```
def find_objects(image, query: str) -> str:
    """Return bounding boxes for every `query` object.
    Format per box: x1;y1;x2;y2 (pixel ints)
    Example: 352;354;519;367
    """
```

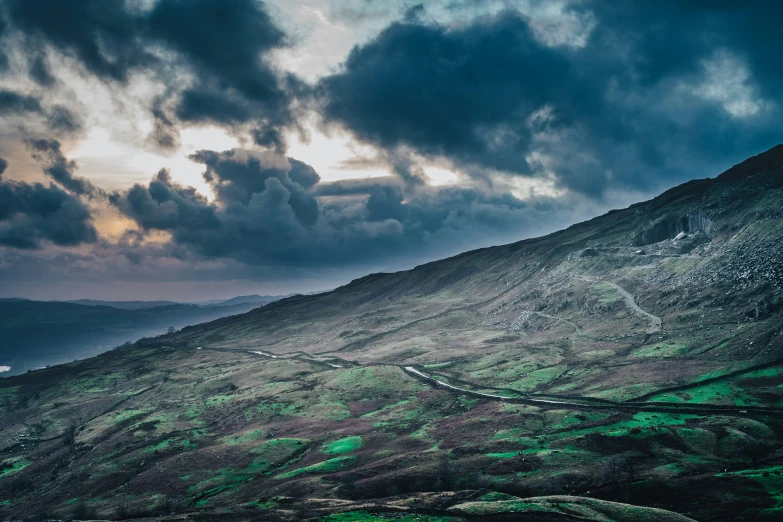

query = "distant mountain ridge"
66;295;290;309
0;295;291;312
0;294;288;375
195;294;290;307
66;299;182;310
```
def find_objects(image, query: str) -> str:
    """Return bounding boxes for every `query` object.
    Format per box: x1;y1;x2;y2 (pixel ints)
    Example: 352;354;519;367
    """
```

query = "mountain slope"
205;294;289;307
1;146;783;521
168;144;783;400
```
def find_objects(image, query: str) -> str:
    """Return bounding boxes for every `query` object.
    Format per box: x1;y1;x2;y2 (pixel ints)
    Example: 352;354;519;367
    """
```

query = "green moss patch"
277;456;356;479
322;436;363;454
322;512;457;521
0;458;30;478
486;451;520;459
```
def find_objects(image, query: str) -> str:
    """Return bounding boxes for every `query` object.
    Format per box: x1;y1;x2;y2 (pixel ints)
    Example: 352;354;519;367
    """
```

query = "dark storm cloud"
5;0;783;285
251;126;287;154
576;0;783;96
318;4;783;197
148;0;293;128
110;168;219;231
287;158;321;188
1;0;299;146
3;0;152;82
111;148;559;269
319;14;565;175
0;89;83;137
0;89;42;114
0;15;8;70
189;149;319;226
312;176;400;197
0;157;98;249
147;103;180;152
45;106;83;137
25;139;102;197
29;53;56;86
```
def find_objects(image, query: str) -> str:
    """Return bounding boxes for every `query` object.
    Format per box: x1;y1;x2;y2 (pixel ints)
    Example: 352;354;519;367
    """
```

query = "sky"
0;0;781;301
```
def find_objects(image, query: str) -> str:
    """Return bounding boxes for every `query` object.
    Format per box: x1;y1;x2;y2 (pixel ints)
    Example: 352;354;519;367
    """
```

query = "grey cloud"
25;138;101;197
312;176;401;197
147;103;180;152
191;149;319;226
0;157;98;249
109;169;219;232
0;89;42;114
111;148;565;270
288;158;321;188
2;0;301;149
317;5;783;198
3;0;152;81
29;53;56;86
0;89;83;137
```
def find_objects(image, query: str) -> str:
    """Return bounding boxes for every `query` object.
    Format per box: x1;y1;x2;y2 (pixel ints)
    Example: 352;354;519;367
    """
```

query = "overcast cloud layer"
0;0;781;300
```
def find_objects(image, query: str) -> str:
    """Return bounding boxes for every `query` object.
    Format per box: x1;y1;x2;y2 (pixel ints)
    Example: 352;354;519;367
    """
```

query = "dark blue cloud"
1;0;299;144
0;157;98;249
0;89;42;114
0;89;83;137
111;148;559;269
318;4;783;198
190;149;320;226
25;139;101;197
110;169;219;232
319;14;578;175
576;0;783;96
148;0;291;127
3;0;152;81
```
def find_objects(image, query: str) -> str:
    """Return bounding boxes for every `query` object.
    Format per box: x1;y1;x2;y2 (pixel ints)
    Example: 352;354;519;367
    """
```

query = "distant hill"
66;299;181;310
0;297;282;376
206;294;289;307
64;296;288;310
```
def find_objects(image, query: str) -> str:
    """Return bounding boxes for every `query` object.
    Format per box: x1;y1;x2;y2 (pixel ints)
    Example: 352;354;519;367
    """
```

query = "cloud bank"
0;0;782;298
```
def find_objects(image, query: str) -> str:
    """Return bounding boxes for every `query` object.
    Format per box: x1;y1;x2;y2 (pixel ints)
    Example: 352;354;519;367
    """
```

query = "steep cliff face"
633;212;714;245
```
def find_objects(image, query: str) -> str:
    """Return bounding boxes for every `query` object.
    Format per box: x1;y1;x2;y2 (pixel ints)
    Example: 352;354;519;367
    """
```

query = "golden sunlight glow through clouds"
70;126;240;199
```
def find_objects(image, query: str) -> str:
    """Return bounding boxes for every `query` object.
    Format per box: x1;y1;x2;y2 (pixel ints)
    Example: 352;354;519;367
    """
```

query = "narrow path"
533;311;584;335
195;344;783;416
581;278;662;334
602;281;662;334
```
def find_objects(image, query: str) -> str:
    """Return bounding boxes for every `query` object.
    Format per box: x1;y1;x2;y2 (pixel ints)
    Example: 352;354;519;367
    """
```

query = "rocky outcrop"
634;212;714;246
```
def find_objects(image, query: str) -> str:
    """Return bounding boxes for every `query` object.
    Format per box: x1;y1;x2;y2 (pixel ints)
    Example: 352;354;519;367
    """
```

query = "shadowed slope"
1;147;783;521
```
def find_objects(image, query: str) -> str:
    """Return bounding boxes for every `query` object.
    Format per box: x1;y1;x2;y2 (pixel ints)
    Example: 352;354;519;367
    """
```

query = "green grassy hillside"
1;147;783;521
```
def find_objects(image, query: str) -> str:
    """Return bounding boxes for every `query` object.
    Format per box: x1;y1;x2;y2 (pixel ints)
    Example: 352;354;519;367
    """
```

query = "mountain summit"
1;148;782;520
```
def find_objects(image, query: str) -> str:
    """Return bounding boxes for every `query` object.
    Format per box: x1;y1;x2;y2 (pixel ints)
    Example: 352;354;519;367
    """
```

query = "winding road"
602;281;662;334
200;279;783;418
581;279;662;334
401;365;783;416
196;345;783;417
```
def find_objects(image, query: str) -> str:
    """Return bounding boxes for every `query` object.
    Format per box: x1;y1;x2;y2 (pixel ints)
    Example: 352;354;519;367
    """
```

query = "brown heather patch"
349;399;381;416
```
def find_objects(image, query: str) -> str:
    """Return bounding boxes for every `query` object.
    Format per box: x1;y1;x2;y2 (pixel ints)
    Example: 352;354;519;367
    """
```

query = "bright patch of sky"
697;50;770;119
